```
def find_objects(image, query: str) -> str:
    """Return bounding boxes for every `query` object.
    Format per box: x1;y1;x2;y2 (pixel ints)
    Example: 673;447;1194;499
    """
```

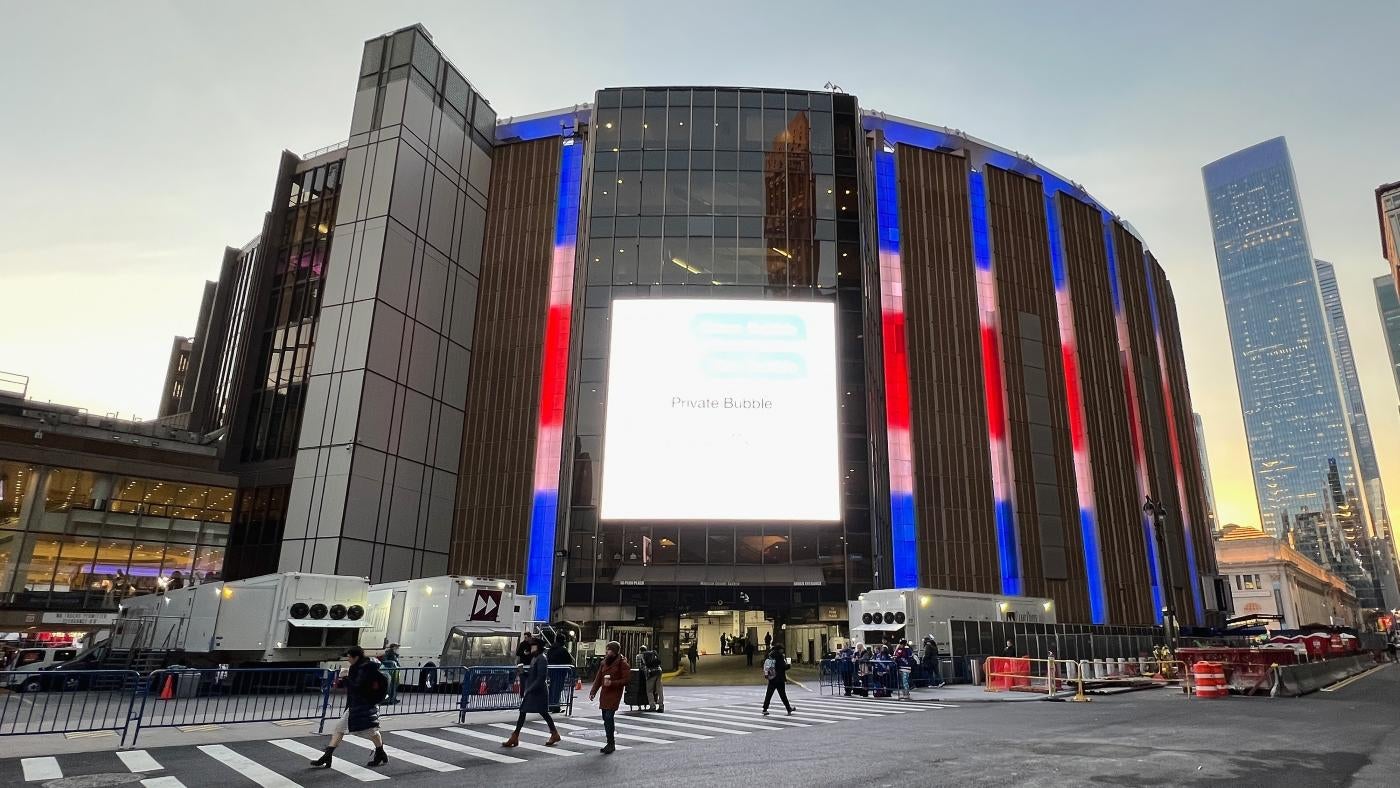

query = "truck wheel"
22;678;43;693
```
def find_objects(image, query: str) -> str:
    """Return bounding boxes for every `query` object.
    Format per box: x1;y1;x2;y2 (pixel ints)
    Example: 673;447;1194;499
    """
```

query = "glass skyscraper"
1315;259;1388;533
1202;138;1362;542
1377;274;1400;408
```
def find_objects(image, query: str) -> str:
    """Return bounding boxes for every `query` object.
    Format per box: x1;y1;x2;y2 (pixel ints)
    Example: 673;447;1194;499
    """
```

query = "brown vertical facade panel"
1157;273;1222;625
985;166;1089;623
1058;195;1154;625
1115;224;1188;623
450;139;561;584
895;145;998;594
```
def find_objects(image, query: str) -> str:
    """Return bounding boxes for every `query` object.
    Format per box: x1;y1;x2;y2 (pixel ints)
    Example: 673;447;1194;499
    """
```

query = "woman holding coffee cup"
588;640;630;754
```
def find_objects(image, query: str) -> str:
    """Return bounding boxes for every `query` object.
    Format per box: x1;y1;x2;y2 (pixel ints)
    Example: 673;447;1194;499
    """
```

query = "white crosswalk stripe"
21;757;61;782
488;721;633;749
548;719;677;744
682;708;811;727
2;692;961;787
197;745;302;788
118;750;164;773
271;739;389;782
446;725;583;755
392;729;528;763
616;713;750;735
339;735;463;771
658;710;786;731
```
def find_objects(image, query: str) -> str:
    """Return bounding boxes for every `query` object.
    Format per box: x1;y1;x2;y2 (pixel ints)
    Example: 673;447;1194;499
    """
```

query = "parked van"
3;646;78;692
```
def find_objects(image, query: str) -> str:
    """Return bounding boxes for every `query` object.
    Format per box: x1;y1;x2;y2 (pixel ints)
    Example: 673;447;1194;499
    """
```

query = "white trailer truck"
108;572;370;668
848;588;1057;648
359;575;537;682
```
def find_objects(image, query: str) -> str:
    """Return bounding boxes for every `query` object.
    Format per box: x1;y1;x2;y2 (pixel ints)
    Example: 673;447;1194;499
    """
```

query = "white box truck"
108;572;370;667
359;575;537;681
848;588;1057;649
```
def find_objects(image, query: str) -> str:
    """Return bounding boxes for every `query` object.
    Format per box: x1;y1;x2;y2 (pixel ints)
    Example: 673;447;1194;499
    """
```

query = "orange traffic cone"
158;673;175;700
511;677;521;694
477;678;488;695
574;678;583;691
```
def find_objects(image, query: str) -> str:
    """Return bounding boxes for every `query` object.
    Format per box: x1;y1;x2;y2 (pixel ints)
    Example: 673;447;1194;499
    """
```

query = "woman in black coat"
501;639;561;747
311;646;388;769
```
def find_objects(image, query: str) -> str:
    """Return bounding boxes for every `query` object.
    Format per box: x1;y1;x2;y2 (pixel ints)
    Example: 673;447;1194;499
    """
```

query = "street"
3;665;1398;787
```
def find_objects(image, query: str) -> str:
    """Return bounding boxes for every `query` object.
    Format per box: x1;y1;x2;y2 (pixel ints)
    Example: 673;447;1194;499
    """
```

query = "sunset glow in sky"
3;1;1399;542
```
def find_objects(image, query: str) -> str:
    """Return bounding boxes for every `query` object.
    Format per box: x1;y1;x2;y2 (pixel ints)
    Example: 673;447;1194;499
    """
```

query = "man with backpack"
640;644;665;712
310;646;389;769
761;643;795;716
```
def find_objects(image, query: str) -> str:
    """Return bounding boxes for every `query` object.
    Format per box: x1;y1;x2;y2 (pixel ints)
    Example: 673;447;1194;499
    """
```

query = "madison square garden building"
135;28;1223;649
456;86;1226;636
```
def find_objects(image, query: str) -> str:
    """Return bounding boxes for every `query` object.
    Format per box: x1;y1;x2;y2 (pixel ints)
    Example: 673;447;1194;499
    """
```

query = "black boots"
600;742;616;754
310;746;334;768
368;746;389;767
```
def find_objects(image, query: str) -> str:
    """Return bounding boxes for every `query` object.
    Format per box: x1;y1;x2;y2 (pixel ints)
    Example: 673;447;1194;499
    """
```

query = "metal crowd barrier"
132;667;332;746
0;662;579;748
0;669;142;742
981;657;1194;701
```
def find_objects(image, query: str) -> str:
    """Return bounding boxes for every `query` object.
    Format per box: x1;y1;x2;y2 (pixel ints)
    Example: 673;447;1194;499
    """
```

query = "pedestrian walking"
640;644;665;711
687;641;698;673
922;634;946;688
589;640;630;755
501;639;561;748
761;644;795;716
896;646;915;700
310;646;389;769
546;635;574;713
380;643;401;704
745;638;756;667
720;633;728;655
764;632;772;651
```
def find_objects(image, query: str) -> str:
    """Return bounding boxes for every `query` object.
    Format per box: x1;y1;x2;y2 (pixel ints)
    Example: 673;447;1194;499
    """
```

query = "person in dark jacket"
311;646;388;769
687;641;698;673
516;631;536;667
501;639;561;748
589;640;631;754
546;637;574;713
761;644;795;716
922;635;946;687
745;638;756;667
380;643;401;704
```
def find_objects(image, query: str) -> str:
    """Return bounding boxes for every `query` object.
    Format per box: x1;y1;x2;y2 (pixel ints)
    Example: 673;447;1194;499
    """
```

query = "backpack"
644;651;662;676
361;666;389;705
763;657;776;680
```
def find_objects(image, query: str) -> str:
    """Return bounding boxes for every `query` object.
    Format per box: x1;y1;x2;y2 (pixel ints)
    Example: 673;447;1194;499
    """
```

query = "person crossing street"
589;640;631;754
310;646;389;769
501;638;562;749
761;643;795;716
640;644;665;712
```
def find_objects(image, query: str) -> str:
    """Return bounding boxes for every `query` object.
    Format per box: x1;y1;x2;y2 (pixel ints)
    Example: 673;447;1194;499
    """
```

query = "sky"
2;1;1399;538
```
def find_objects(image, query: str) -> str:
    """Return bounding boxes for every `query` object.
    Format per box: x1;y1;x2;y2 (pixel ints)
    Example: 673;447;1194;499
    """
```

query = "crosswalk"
7;696;957;786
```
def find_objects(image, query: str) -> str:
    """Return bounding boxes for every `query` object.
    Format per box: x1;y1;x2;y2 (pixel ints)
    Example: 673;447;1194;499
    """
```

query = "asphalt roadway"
4;664;1397;787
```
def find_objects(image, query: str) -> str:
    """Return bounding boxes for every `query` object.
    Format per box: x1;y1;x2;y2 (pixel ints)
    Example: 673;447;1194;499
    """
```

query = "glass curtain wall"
563;87;871;619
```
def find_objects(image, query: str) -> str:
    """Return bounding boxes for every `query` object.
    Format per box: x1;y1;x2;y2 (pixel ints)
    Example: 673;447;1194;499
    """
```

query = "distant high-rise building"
1202;138;1364;545
1315;259;1388;535
1376;274;1400;408
1193;412;1220;536
1378;181;1400;296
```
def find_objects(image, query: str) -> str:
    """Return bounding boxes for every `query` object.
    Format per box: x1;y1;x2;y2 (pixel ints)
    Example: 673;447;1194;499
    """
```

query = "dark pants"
601;709;616;744
688;655;697;672
746;652;754;666
763;679;792;712
512;708;556;734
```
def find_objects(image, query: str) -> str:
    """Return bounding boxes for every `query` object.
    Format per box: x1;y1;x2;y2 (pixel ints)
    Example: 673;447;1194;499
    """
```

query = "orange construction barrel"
1193;660;1227;698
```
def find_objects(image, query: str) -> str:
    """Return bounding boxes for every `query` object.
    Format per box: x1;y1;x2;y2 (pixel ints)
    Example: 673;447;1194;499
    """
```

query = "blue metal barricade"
329;666;467;719
0;669;142;742
130;667;332;746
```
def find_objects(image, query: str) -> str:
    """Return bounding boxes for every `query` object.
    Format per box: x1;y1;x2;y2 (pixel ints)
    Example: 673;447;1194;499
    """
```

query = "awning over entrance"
612;566;825;587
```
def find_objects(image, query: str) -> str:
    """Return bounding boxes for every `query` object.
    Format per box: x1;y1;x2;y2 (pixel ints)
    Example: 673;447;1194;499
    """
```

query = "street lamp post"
1143;496;1178;652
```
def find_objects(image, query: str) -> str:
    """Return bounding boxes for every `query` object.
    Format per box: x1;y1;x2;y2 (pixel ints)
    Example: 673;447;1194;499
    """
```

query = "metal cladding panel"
1058;194;1156;625
984;165;1090;624
894;145;999;595
452;139;563;585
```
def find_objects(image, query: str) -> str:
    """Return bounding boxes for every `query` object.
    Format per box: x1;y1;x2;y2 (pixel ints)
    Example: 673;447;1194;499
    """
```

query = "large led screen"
599;299;841;522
